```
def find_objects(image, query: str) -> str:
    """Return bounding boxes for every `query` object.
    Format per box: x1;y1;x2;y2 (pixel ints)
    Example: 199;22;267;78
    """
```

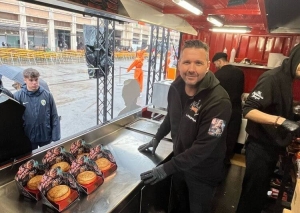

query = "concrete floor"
1;60;150;139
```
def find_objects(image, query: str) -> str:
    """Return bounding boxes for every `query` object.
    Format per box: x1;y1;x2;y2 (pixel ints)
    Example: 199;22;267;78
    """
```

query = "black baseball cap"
212;52;228;62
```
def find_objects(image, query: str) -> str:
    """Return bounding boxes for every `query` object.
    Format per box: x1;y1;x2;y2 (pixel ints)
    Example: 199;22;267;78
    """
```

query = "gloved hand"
138;138;159;155
140;165;167;185
280;120;300;134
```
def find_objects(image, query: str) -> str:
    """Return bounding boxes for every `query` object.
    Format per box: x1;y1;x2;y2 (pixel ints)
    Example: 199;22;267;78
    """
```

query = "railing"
0;48;153;66
0;48;86;65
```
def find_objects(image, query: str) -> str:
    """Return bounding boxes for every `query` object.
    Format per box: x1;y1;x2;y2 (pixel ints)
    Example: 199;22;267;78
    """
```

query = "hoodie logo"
208;118;226;137
41;100;46;106
189;100;201;116
251;91;264;100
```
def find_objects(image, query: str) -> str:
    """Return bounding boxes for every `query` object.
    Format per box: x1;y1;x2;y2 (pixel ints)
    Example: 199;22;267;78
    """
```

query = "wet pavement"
1;60;150;139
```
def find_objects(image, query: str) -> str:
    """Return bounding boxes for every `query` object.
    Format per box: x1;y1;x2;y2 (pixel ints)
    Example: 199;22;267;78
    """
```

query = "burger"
51;162;70;172
47;185;71;202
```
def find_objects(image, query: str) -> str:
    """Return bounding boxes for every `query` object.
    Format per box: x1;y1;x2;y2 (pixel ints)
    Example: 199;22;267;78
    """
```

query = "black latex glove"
281;120;300;134
140;165;167;185
138;138;159;155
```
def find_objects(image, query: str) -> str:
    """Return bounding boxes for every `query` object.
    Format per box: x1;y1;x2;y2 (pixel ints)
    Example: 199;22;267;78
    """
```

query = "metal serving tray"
0;112;173;213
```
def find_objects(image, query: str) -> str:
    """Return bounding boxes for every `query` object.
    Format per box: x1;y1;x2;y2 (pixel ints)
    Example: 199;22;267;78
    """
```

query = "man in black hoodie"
236;43;300;213
212;52;244;163
139;40;232;212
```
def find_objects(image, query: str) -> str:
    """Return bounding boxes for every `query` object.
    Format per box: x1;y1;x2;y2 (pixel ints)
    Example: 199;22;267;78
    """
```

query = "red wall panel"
272;37;284;52
181;31;300;100
238;36;250;61
247;37;258;61
282;37;292;56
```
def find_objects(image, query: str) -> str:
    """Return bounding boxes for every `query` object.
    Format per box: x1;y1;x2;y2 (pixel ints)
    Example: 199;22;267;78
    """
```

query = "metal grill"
95;18;115;124
146;26;170;105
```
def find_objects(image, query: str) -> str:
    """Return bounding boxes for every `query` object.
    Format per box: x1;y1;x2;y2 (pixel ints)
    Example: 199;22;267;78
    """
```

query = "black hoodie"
243;43;300;146
155;71;232;186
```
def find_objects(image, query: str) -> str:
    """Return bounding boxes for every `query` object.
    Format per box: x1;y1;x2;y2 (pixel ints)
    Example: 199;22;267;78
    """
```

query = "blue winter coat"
13;85;61;144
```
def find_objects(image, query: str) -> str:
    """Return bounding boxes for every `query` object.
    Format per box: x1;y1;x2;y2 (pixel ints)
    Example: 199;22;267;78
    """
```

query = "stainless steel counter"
0;113;173;213
126;118;171;140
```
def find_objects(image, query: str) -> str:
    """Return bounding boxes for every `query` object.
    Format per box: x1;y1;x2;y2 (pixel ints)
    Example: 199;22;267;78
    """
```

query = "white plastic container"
229;48;236;63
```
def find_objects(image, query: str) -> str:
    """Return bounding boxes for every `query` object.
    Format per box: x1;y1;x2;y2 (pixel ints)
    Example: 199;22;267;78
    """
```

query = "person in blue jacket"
14;68;60;150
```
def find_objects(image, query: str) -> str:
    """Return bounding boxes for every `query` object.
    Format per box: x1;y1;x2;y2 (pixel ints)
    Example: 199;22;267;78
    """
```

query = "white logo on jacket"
41;100;46;106
251;91;264;100
186;114;196;122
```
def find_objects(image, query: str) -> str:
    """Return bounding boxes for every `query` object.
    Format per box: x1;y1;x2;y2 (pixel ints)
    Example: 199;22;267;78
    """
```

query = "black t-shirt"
214;64;244;107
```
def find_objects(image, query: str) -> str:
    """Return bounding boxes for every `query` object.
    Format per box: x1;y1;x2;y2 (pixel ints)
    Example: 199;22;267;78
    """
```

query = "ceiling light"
172;0;203;15
207;16;223;27
210;26;252;33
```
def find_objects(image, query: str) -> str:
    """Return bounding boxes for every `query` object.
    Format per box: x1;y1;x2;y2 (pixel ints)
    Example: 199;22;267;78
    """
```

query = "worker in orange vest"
127;46;148;93
164;51;171;78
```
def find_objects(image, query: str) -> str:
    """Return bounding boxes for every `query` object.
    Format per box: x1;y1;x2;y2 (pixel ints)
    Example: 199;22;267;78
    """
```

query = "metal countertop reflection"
0;118;173;213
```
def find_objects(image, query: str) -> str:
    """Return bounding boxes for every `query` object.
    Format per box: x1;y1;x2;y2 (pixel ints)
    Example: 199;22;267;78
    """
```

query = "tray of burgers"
88;144;117;178
69;140;117;178
15;159;45;201
69;154;104;194
69;139;92;159
38;167;80;212
42;146;74;173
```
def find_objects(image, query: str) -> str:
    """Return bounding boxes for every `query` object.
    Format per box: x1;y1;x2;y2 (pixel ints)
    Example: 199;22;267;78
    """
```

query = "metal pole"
96;18;100;125
117;66;122;86
43;32;45;51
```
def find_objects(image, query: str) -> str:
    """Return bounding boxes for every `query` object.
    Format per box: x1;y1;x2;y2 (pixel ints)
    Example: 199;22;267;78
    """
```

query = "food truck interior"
0;0;300;212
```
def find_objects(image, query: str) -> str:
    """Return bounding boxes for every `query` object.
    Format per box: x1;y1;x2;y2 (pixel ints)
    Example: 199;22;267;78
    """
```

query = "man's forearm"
245;109;286;125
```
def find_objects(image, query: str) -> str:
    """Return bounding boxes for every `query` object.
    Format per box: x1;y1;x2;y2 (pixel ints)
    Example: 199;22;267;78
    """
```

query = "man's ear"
207;60;211;71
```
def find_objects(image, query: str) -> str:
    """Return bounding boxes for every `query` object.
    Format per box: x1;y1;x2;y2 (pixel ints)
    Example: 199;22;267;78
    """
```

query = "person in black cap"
212;52;244;164
0;78;13;98
236;43;300;213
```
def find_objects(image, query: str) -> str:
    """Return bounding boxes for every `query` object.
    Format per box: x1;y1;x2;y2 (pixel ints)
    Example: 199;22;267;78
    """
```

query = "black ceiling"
265;0;300;33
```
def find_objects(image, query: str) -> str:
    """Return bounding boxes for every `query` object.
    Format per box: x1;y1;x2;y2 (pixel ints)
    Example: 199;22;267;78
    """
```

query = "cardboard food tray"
40;188;79;212
69;155;105;194
101;163;117;178
39;168;80;212
15;159;44;201
42;146;74;171
77;175;104;195
89;144;118;178
15;181;41;201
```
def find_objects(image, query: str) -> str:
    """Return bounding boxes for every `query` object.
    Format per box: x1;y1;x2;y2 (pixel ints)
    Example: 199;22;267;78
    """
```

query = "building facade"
0;0;180;52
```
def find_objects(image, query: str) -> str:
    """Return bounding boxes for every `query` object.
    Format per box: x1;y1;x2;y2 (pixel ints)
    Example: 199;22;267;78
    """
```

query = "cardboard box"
78;175;104;194
15;159;44;201
69;154;105;194
102;163;117;178
39;168;80;212
291;179;300;213
15;181;41;201
41;188;79;212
